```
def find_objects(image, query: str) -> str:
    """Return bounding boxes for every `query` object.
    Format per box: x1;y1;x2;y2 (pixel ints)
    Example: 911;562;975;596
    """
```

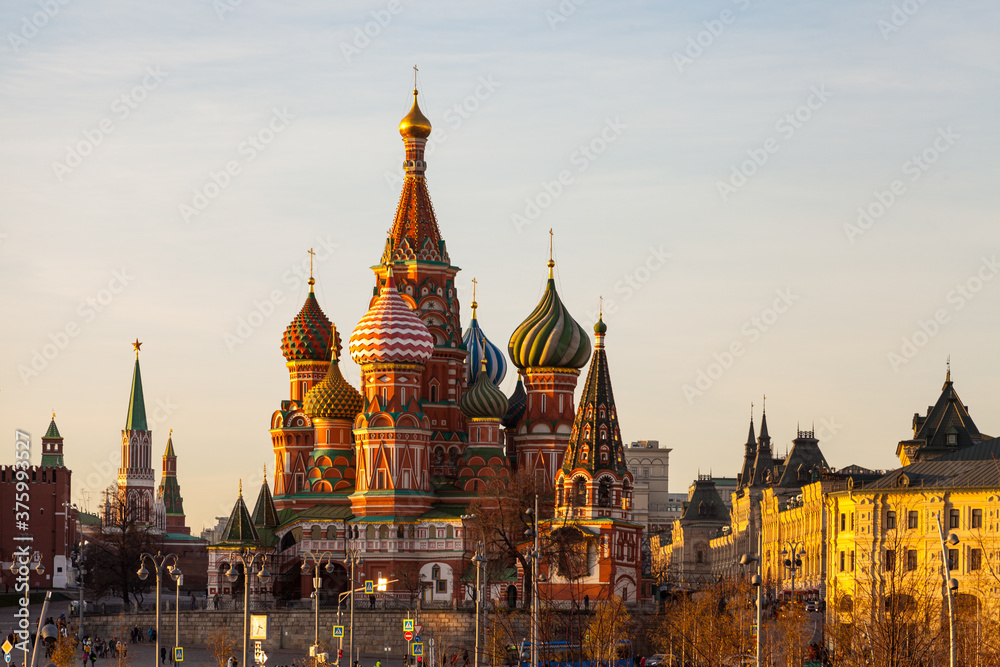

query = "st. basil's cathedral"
207;85;644;607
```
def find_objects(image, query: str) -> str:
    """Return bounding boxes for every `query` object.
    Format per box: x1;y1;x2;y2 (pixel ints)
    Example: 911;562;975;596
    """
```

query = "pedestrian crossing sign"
333;626;344;638
365;580;374;594
403;619;414;632
412;643;423;657
175;648;183;662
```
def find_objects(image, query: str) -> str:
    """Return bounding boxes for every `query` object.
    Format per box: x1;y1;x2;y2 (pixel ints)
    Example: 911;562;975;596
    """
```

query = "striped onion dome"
349;268;434;366
462;299;507;386
460;358;508;420
282;286;338;362
508;260;591;370
501;374;527;429
304;331;363;421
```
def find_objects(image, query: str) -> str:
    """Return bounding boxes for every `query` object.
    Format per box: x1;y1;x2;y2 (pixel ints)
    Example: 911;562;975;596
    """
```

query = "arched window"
429;526;437;539
582;446;589;463
430;384;439;403
586;406;593;418
600;426;607;441
446;525;454;539
310;526;321;540
557;485;564;506
432;565;441;580
599;405;606;419
584;425;591;440
366;525;376;539
379;525;389;539
574;478;587;506
600;446;609;462
598;479;611;507
326;526;336;539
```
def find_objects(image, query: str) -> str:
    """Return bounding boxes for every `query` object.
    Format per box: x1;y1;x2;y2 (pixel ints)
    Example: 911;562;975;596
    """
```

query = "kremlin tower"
157;430;189;534
117;340;155;523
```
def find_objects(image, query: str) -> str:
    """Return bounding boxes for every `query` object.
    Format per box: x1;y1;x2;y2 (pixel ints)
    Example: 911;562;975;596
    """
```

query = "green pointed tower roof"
251;466;280;529
561;317;627;477
44;414;62;439
219;481;260;546
125;340;148;431
164;431;176;457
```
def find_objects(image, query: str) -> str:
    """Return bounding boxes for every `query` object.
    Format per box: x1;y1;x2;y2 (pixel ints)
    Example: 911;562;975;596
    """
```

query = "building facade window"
840;551;845;572
840;514;846;531
850;551;855;571
886;511;896;530
971;549;982;571
907;549;918;571
948;548;959;571
885;549;895;572
950;509;960;529
908;511;919;529
973;509;983;529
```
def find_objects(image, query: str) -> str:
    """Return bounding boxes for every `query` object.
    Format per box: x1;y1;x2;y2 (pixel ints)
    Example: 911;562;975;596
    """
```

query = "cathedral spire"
157;429;189;534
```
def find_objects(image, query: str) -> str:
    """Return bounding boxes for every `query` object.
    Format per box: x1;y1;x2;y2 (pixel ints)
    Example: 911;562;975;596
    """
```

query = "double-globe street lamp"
137;552;181;667
524;498;542;667
780;540;805;604
223;549;270;667
302;550;339;658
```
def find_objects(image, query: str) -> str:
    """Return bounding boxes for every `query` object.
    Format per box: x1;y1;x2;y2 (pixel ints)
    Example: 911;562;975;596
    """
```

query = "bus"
509;640;633;667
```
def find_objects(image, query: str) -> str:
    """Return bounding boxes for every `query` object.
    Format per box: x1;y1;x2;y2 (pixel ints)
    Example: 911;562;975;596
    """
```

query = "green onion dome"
282;287;338;362
303;332;363;421
460;359;509;420
508;260;591;370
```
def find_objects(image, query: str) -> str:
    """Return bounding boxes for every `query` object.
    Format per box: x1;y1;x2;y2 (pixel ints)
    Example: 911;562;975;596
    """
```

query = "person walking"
160;646;167;664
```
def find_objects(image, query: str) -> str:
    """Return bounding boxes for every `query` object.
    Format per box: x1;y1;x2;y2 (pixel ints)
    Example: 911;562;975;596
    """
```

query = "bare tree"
86;485;156;609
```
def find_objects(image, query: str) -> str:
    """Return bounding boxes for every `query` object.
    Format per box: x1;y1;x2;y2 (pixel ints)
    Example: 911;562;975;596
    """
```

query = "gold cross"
549;228;554;261
308;248;316;279
413;64;419;90
599;296;603;318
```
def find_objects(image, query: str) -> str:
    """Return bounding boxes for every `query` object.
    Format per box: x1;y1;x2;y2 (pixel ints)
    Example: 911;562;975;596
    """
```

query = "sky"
2;0;999;533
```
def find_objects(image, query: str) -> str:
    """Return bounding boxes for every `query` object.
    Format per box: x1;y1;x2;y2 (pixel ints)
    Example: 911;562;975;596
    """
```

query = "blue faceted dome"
463;315;507;387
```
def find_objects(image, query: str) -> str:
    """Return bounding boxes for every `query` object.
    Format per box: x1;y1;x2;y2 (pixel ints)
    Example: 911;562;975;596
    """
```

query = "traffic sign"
404;631;413;642
414;636;421;643
415;625;422;636
5;654;11;664
365;581;374;594
412;643;423;657
333;626;344;638
259;652;268;665
1;640;11;655
403;619;414;632
175;648;184;662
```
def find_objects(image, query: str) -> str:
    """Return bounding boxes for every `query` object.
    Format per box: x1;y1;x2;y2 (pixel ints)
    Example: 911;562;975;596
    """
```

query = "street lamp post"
935;513;960;667
343;543;363;667
780;540;804;604
70;540;88;639
137;552;180;667
173;569;183;660
223;549;270;667
460;514;489;667
525;496;540;667
740;529;763;667
302;550;339;657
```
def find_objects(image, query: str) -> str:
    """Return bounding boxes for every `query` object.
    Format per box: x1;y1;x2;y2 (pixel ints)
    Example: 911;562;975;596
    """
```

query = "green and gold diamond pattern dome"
304;326;364;421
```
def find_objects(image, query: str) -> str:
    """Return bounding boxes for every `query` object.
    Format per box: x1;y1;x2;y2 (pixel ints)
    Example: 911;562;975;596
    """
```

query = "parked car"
804;601;818;613
646;655;667;667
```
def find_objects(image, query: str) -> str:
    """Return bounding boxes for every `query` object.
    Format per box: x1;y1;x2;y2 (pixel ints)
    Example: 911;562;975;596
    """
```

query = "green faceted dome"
508;261;591;370
460;360;509;420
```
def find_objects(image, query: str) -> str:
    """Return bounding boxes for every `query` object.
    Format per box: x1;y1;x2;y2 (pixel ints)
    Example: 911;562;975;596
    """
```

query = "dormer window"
582;446;589;463
948;433;957;446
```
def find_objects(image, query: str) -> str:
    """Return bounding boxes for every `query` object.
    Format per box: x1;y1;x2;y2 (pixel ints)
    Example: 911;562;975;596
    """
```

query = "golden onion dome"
399;89;432;139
